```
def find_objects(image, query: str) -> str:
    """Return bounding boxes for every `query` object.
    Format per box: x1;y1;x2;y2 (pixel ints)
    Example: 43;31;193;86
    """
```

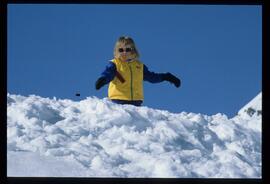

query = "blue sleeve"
143;64;165;83
100;62;116;84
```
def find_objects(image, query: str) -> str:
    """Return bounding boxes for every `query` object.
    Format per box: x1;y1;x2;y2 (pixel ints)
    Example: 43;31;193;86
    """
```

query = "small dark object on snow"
75;93;80;96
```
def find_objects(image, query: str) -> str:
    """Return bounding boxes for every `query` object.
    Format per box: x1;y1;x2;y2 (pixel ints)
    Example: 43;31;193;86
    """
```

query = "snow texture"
7;93;261;178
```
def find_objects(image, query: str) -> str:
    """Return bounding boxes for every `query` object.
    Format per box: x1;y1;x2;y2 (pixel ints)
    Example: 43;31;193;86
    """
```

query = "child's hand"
163;73;181;88
95;77;107;90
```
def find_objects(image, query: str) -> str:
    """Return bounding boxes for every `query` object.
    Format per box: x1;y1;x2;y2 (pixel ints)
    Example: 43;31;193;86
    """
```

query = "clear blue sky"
7;4;262;118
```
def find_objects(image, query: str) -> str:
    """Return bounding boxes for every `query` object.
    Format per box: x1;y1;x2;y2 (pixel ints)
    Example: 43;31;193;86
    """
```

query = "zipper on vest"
128;65;134;100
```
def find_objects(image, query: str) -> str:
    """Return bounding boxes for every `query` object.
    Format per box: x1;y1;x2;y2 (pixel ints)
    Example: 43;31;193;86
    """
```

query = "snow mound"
238;92;262;119
233;92;262;132
7;93;261;178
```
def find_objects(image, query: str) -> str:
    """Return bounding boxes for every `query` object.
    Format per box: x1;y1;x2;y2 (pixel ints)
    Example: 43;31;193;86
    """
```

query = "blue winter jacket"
101;62;165;84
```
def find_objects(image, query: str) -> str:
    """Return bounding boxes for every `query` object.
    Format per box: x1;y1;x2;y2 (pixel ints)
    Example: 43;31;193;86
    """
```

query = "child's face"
118;44;134;61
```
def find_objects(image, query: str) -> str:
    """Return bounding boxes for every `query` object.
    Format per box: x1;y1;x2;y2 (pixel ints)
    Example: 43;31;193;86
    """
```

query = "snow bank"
7;93;261;178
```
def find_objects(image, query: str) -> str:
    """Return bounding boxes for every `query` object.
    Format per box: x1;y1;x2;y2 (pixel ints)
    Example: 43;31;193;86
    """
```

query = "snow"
238;92;262;119
233;92;262;132
7;93;262;178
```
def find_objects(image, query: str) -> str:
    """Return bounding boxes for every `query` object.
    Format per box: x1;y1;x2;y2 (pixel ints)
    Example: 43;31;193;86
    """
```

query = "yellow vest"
108;58;144;101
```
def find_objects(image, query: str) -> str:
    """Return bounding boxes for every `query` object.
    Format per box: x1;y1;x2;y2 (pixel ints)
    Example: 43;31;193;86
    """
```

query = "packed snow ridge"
7;93;261;178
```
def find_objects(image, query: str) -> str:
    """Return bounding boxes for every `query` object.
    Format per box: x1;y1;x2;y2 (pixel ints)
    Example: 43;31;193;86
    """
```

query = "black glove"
163;73;181;88
95;77;107;90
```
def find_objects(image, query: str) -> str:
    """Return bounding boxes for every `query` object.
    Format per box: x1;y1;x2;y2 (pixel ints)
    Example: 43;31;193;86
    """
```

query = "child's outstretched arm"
95;62;116;90
144;65;181;88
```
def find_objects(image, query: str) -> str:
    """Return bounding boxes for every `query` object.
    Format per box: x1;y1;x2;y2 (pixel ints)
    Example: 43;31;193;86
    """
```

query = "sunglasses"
118;47;133;53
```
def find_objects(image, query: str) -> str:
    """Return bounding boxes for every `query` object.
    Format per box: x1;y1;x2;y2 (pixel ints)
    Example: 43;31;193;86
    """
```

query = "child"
95;36;181;106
